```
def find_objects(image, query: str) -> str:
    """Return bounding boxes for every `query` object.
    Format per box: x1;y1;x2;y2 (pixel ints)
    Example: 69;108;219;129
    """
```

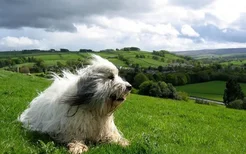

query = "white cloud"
1;0;246;51
0;36;40;49
181;25;200;37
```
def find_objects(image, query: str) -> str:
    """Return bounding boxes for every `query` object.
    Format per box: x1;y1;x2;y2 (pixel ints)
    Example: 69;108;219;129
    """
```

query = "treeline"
3;47;142;54
0;57;39;68
120;71;189;101
3;57;86;76
120;63;246;90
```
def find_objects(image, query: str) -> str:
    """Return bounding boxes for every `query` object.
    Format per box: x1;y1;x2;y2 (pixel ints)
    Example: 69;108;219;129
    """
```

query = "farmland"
176;81;246;101
0;50;187;68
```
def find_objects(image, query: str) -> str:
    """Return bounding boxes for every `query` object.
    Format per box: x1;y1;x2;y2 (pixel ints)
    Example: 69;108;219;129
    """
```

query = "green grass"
0;51;188;68
1;71;246;153
220;59;246;66
176;81;246;101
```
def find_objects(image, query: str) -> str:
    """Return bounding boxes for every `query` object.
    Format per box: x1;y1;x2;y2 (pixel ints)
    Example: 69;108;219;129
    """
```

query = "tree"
60;48;69;52
139;81;153;95
223;79;244;106
133;73;149;88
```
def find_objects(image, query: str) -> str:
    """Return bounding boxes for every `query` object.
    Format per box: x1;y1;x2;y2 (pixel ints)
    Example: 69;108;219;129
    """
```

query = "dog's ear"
64;77;97;106
67;93;94;106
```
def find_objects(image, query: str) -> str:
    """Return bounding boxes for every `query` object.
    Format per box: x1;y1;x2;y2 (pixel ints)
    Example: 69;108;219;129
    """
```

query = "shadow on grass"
19;123;157;154
19;126;67;154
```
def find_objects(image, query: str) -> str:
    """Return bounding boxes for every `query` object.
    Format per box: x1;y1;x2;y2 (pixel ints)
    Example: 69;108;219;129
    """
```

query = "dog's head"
67;55;131;115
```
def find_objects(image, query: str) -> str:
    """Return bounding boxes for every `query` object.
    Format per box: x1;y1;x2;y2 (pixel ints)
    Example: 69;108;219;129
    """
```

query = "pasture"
0;50;186;68
1;70;246;153
176;81;246;101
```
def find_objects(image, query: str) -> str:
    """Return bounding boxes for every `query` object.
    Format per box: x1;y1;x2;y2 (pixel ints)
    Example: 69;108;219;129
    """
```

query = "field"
220;59;246;66
1;70;246;153
0;50;186;68
176;81;246;101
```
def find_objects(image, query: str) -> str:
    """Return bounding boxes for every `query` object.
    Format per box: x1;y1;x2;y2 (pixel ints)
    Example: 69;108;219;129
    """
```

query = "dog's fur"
18;55;132;153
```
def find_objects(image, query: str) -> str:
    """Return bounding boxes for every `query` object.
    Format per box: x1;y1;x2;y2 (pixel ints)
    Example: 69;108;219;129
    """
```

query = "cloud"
0;0;153;32
233;13;246;30
1;0;246;51
0;36;40;50
168;0;214;9
194;24;246;43
181;25;200;37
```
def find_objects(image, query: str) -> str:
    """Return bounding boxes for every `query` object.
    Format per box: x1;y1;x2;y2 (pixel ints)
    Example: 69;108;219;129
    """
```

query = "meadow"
0;50;185;68
176;81;246;101
1;70;246;154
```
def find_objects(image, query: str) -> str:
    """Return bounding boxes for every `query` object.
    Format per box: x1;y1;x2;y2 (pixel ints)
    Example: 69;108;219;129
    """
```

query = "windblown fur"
18;55;131;153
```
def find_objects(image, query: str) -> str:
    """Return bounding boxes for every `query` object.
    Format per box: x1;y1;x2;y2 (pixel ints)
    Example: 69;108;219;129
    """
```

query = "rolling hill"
174;48;246;59
176;81;246;101
1;70;246;153
0;50;188;68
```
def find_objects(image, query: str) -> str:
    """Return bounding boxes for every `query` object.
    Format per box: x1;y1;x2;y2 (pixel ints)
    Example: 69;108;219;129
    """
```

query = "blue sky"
0;0;246;51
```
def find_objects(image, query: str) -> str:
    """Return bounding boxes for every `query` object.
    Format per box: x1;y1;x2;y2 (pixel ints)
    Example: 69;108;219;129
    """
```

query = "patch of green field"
15;62;35;67
220;60;246;66
1;71;246;153
1;51;188;69
176;81;246;101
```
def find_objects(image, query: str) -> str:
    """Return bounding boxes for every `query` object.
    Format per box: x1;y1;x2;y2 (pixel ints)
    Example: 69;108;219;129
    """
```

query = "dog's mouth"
110;93;129;102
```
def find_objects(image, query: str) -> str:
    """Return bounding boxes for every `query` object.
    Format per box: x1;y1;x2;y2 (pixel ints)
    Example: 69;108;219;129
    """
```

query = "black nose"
126;85;132;91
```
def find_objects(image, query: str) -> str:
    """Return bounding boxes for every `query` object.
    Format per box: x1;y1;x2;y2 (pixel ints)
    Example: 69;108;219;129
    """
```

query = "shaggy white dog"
18;55;132;153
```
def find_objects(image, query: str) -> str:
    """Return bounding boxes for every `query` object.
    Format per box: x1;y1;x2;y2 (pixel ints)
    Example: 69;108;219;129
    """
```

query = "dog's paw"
68;141;88;154
118;138;130;147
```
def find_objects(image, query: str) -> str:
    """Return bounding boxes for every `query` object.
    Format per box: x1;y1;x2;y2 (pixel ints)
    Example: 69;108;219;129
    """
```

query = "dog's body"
19;55;131;153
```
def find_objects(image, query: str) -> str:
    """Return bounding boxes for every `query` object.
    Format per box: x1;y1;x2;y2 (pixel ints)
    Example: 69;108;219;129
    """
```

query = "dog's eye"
108;75;114;80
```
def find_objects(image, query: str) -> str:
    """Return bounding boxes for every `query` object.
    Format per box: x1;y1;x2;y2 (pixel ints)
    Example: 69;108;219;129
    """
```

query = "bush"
139;81;153;96
133;73;149;88
138;81;180;100
131;88;139;94
227;99;244;109
243;97;246;109
176;91;189;101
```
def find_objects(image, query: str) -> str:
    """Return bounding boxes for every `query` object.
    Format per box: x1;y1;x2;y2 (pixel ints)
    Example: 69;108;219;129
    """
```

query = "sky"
1;0;246;52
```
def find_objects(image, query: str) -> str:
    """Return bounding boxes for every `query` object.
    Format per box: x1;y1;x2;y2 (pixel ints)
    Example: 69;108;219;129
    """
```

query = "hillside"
0;50;188;68
1;70;246;153
175;48;246;59
176;81;246;101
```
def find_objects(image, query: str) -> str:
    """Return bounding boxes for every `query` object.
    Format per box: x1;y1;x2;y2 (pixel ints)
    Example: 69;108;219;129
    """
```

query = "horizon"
2;47;246;53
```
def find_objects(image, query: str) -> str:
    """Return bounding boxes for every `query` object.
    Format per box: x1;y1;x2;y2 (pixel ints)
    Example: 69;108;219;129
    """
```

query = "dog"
18;55;132;153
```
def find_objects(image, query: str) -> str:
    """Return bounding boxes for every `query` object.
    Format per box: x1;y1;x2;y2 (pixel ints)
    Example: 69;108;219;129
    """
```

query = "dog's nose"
126;85;132;91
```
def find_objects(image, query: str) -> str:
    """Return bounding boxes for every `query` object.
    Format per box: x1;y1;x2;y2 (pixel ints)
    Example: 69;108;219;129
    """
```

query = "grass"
220;59;246;66
176;81;246;101
1;70;246;153
0;50;188;68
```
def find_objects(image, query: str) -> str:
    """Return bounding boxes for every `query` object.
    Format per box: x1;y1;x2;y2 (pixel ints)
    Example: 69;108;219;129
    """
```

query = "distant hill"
174;48;246;59
0;50;189;68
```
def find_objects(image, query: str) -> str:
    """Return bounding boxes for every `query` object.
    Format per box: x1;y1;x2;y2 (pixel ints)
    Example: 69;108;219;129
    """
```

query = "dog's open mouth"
116;97;125;101
110;94;128;102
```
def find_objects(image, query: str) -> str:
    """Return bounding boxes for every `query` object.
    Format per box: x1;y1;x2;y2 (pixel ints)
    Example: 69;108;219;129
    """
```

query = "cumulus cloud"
194;24;246;43
168;0;214;9
181;25;200;37
0;0;246;51
0;0;153;32
0;36;40;50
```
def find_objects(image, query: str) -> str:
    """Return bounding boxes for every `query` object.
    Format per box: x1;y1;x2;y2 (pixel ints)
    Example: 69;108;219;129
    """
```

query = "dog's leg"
67;140;88;154
117;138;129;147
109;131;130;147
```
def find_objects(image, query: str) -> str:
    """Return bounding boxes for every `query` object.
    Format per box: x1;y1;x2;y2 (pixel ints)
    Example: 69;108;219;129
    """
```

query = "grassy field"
0;50;187;68
1;70;246;153
220;59;246;66
176;81;246;101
